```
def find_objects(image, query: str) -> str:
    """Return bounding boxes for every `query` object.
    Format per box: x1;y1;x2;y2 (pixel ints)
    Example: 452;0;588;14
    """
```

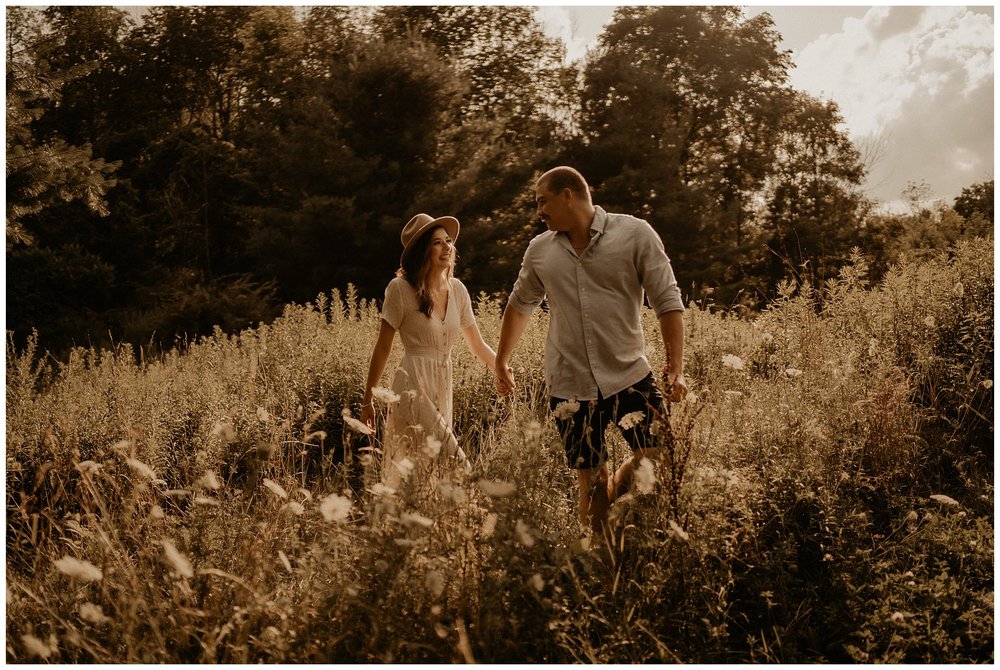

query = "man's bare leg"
578;464;611;543
608;447;659;502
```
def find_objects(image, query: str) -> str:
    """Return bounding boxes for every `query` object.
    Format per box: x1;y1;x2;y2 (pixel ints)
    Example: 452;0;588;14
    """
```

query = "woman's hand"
360;399;376;429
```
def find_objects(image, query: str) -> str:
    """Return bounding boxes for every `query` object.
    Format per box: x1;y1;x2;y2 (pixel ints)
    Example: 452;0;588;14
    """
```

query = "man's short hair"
538;166;591;200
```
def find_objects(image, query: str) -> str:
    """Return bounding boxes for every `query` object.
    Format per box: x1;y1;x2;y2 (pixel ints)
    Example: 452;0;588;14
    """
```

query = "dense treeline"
6;6;994;355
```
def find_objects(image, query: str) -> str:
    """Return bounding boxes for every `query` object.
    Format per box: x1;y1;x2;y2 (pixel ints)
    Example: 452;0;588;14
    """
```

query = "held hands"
661;368;688;402
495;361;516;396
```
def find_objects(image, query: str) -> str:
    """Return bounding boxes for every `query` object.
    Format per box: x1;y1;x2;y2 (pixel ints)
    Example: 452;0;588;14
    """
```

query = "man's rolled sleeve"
636;222;685;316
507;244;546;315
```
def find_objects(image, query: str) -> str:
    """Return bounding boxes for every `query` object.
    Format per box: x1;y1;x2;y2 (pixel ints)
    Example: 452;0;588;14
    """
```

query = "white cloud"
790;6;993;201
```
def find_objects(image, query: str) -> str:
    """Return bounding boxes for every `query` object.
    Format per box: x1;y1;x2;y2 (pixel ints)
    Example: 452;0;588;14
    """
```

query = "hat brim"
400;216;460;266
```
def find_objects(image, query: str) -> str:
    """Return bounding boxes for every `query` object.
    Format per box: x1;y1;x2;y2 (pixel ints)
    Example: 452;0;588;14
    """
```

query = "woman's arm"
461;320;497;370
360;319;396;428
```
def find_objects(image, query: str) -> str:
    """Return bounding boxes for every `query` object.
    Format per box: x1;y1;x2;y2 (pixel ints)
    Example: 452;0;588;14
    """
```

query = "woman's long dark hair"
398;226;455;318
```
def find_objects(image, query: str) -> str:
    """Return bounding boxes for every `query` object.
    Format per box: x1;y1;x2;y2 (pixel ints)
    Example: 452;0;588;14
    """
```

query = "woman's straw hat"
400;213;460;265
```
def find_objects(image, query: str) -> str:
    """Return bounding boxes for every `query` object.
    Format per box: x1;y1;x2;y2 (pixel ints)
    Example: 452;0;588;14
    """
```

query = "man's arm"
658;309;687;402
495;305;531;394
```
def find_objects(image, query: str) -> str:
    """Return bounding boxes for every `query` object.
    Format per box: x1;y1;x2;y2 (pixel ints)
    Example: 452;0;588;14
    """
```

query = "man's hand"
661;369;688;402
495;361;516;395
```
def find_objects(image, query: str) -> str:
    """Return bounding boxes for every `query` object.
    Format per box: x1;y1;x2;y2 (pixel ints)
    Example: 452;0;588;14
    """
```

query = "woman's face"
426;227;455;273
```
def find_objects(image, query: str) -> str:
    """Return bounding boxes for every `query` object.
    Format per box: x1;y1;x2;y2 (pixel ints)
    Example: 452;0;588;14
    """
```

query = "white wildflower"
394;457;416;479
320;494;353;523
633;457;657;495
75;461;102;476
262;478;288;499
721;354;744;370
149;504;165;519
425;570;445;598
529;573;545;592
400;511;434;529
423;435;442;459
923;315;936;328
342;408;373;435
524;420;543;440
684;391;698;404
929;494;959;507
371;387;401;405
552;399;581;419
437;479;467;503
982;379;993;389
478;479;516;498
890;612;905;623
193;497;219;507
256;406;271;423
195;470;221;490
54;556;103;582
277;550;293;573
21;634;54;660
618;411;646;430
210;421;236;443
125;458;156;480
668;519;689;542
723;390;743;398
784;368;803;378
299;489;313;501
761;332;774;343
161;539;194;578
369;483;396;498
282;501;305;516
78;602;110;625
515;519;535;547
481;512;498;538
954;282;964;297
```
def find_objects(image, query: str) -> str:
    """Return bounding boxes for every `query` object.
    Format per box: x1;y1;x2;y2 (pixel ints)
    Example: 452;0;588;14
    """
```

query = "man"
495;166;687;542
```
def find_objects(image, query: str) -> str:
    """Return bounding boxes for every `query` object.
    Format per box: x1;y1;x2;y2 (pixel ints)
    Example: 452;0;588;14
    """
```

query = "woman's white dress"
380;276;474;485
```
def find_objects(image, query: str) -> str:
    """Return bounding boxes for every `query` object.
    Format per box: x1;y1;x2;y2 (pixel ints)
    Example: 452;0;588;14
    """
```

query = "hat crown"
401;213;435;248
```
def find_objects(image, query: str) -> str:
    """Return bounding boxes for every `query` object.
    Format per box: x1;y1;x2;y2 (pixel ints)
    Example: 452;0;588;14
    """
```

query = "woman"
360;213;501;488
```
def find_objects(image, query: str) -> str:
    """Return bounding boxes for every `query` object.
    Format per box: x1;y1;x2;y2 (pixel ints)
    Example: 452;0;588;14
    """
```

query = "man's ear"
561;188;573;204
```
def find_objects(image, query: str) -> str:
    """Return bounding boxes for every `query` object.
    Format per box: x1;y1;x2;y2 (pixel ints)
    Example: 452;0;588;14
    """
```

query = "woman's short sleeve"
382;279;404;330
456;279;475;328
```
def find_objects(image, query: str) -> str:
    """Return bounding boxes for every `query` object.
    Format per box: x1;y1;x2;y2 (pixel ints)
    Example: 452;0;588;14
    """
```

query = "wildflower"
342;408;373;435
320;494;353;523
982;379;993;390
923;315;936;328
75;461;102;476
478;479;516;498
277;550;292;573
784;367;803;378
256;406;271;423
481;513;498;538
299;489;313;501
552;399;580;419
371;387;401;404
890;612;905;623
149;504;165;519
721;354;744;370
54;556;103;582
210;421;236;443
929;493;959;507
524;421;543;440
161;539;194;579
400;511;434;529
21;634;54;660
437;479;467;503
425;570;445;598
684;391;698;404
282;501;305;515
78;603;110;625
529;573;545;592
193;497;219;507
394;457;416;479
515;519;535;547
423;435;442;458
954;282;964;297
906;510;918;522
634;458;657;495
618;411;646;430
125;458;156;480
668;519;689;542
723;390;743;398
262;478;288;499
761;332;774;343
195;470;221;490
369;483;396;498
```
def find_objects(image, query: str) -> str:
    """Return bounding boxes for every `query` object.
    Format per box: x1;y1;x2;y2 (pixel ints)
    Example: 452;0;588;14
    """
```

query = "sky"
535;5;995;210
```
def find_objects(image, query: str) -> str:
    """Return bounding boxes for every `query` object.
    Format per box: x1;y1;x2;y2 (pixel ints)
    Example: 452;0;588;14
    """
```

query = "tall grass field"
6;239;993;663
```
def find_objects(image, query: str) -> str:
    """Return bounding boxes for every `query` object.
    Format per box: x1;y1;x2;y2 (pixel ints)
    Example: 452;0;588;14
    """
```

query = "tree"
953;179;993;235
575;6;794;301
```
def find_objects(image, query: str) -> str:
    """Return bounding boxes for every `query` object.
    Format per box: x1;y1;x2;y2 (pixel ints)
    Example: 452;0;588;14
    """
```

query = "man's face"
535;181;572;231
